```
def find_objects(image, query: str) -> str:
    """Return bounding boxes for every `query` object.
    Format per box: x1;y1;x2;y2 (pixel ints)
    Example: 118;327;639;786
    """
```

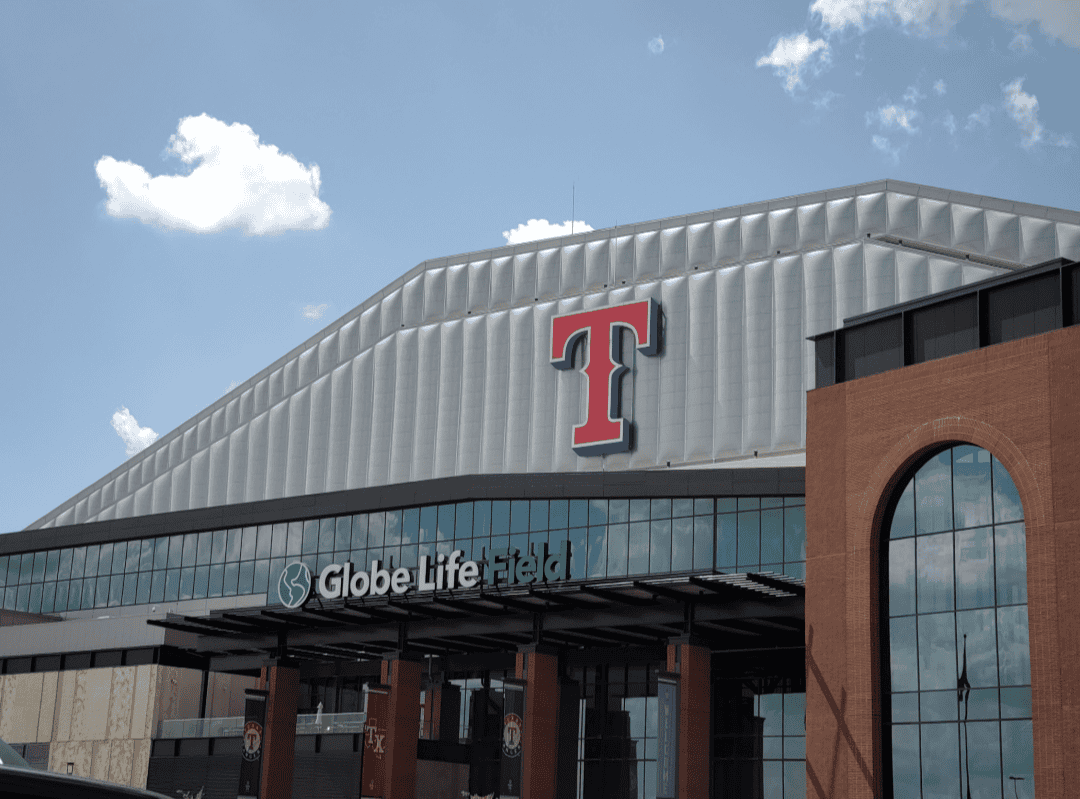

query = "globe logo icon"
278;561;312;609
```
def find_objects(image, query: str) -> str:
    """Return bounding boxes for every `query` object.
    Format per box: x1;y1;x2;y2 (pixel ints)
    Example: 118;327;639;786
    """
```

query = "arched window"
885;445;1034;799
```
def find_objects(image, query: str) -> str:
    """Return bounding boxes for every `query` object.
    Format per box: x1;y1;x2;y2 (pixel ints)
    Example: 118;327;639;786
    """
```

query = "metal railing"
158;711;367;739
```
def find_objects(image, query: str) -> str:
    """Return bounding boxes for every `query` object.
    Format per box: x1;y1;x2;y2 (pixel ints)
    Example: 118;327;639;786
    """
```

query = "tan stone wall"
0;663;232;790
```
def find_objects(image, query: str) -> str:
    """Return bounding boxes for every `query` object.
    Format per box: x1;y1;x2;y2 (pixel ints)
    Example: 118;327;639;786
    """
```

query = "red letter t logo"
550;298;660;456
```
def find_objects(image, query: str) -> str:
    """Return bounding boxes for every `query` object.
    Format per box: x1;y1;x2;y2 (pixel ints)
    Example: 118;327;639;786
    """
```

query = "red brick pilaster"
516;646;560;799
259;663;299;799
667;638;710;799
383;655;421;799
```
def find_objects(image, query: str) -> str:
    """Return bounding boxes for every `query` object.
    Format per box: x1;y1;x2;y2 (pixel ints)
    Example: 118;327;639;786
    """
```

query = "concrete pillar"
516;645;560;799
259;662;300;799
667;637;711;799
382;654;422;799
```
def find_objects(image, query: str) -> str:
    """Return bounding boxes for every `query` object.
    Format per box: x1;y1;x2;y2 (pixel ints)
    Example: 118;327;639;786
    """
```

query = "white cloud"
872;134;902;162
1009;31;1033;51
989;0;1080;47
502;219;595;245
756;32;831;93
811;0;965;34
95;114;331;235
648;35;665;54
111;407;159;457
813;90;843;110
966;103;994;129
302;303;329;320
943;112;958;135
903;85;926;104
1001;77;1071;148
934;79;947;95
869;104;921;133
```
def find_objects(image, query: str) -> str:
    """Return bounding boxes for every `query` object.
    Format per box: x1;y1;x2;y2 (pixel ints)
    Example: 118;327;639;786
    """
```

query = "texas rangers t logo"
550;298;660;456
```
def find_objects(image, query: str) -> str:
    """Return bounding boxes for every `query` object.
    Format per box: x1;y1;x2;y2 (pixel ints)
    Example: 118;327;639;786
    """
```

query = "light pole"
1008;774;1024;799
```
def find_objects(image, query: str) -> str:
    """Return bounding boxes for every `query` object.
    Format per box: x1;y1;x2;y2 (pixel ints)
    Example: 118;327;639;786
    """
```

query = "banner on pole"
237;689;268;799
499;681;526;799
361;685;390;799
657;673;679;799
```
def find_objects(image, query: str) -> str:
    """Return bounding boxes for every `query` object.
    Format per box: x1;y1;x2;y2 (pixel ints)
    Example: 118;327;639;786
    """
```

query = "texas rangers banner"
499;681;526;799
656;674;679;799
237;689;268;799
361;685;390;799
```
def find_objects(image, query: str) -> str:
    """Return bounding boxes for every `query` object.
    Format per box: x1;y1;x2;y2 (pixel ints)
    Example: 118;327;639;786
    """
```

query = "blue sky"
1;0;1077;533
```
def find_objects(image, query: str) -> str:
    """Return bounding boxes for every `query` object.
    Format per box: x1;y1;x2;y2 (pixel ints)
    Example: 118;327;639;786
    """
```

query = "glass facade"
0;496;805;613
886;445;1034;799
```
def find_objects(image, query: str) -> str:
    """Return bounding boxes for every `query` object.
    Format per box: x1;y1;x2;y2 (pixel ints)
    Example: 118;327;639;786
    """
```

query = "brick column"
516;645;560;799
260;662;300;799
667;637;710;799
383;654;422;799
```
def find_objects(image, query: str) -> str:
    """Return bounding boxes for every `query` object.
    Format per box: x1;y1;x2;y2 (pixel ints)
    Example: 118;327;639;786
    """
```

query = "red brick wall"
806;324;1080;799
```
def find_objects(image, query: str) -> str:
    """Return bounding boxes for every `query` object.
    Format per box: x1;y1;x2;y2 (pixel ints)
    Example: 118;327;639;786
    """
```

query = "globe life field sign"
277;541;571;608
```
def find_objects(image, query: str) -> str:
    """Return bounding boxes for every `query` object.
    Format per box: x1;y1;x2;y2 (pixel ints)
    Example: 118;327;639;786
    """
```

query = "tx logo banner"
550;298;660;456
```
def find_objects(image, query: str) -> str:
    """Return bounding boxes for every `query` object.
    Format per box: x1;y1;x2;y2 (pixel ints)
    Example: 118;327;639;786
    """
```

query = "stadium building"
1;179;1079;799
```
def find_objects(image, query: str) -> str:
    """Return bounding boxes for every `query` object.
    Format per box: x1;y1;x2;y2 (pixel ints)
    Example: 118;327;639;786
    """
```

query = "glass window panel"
257;525;273;560
737;497;759;511
318;518;336;552
97;544;113;576
714;498;735;513
965;720;1002;799
783;693;805;735
992;457;1023;523
207;564;224;598
192;532;209;566
139;540;154;571
952;445;992;529
694;516;713;570
300;520;318;554
108;575;127;606
783;561;806;580
40;582;56;614
154;537;170;570
587;526;607;578
889;480;915;540
149;571;165;604
505;500;527;534
919;690;958;721
271;523;288;558
389;510;407;545
780;507;806;565
238;561;255;594
737;512;760;568
548;500;568;530
223;562;239;596
400;545;419;570
918;612;958;691
69;581;85;610
58;549;73;581
762;762;783;796
194;566;209;599
760;509;783;564
267;559;284;601
622;499;647;523
95;576;109;607
996;606;1030;686
123;541;138;573
0;556;6;588
136;572;151;605
369;512;387;547
1000;686;1031;719
891;724;921;799
955;527;994;610
164;570;180;602
915;450;953;534
70;547;86;580
1000;720;1034;797
168;536;183;568
347;515;366;550
716;513;737;569
54;581;69;613
287;521;303;555
671;517;693;572
471;502;491;537
183;533;198;567
29;552;45;583
83;546;99;578
449;503;471;540
889;538;916;617
890;616;918;692
920;722;960;799
28;583;43;613
4;585;17;611
210;531;226;564
568;499;589;528
629;521;652;574
650;498;671;519
606;524;628;577
178;567;194;601
761;497;784;509
568;527;588;580
692;499;712;516
671;498;693;518
45;550;59;581
588;499;607;526
757;694;782;736
995;523;1027;605
917;533;955;613
965;688;999;720
784;737;806;761
429;505;448;540
892;693;918;723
